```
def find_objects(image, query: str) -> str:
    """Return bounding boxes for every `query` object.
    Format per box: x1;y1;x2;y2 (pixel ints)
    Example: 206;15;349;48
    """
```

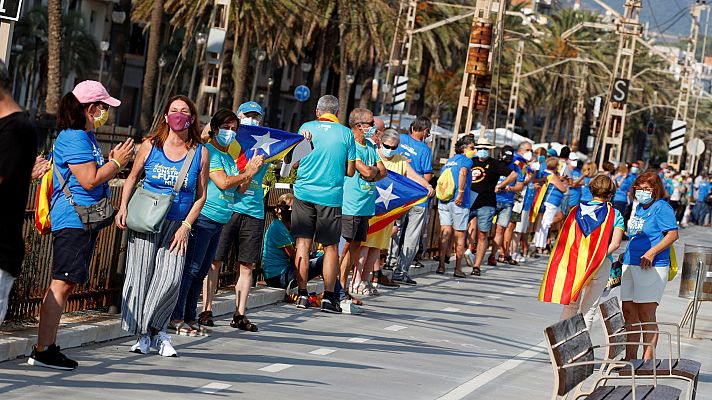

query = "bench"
599;297;702;400
545;314;681;400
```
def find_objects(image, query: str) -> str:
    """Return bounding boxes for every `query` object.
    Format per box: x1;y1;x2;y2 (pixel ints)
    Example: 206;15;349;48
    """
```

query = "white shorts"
620;264;668;304
0;269;16;325
514;210;530;233
541;203;560;229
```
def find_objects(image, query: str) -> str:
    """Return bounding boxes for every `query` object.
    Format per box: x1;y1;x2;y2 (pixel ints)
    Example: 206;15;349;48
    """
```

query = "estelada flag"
368;171;429;235
228;125;303;171
529;174;551;223
35;156;54;235
538;201;615;305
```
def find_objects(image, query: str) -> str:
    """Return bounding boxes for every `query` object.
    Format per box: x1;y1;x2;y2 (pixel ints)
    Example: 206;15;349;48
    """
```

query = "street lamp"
154;55;167;115
250;49;267;100
99;41;110;83
264;77;274;121
189;32;207;99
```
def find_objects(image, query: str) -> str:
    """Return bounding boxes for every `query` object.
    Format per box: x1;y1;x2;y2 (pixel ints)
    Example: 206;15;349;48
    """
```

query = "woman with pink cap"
28;81;133;371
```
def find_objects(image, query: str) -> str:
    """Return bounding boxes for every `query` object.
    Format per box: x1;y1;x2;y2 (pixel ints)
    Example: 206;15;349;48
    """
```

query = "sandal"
187;321;212;336
198;311;214;327
348;294;363;306
230;314;258;332
436;267;445;274
470;267;481;276
453;270;466;278
505;256;519;266
169;320;198;337
365;282;380;297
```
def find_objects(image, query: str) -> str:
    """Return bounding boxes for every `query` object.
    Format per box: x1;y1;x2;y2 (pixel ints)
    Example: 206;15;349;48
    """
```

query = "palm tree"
44;0;61;116
139;0;164;132
109;0;132;120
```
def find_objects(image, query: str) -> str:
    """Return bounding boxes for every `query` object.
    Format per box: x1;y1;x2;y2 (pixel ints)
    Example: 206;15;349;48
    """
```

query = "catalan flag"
228;125;303;171
529;174;551;223
368;171;429;235
538;201;615;305
35;156;54;235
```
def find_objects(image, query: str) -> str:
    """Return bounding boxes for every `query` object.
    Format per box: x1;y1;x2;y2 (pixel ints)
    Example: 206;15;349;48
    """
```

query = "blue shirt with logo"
201;144;239;224
294;120;355;207
397;133;432;207
568;168;583;206
50;129;107;231
613;173;637;203
233;164;269;219
697;181;711;201
441;154;473;206
262;219;294;279
343;141;380;216
624;199;678;266
496;159;524;205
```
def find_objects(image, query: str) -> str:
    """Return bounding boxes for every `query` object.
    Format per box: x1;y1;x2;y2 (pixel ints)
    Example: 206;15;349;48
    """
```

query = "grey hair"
348;108;373;127
316;95;339;115
517;141;532;151
380;128;400;145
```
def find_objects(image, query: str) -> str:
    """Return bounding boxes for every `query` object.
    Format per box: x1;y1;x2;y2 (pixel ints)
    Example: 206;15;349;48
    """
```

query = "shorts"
469;205;496;233
495;202;513;228
342;215;370;242
620;264;668;304
52;228;100;284
215;212;265;265
438;201;469;231
514;210;530;233
541;203;560;229
291;197;342;246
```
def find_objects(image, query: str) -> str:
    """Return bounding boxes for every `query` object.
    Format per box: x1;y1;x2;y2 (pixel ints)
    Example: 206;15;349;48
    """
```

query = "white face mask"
240;117;260;126
424;134;433;143
530;161;541;171
522;151;532;162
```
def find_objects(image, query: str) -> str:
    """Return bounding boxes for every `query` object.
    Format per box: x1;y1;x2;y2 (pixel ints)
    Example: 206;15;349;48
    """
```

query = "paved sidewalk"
0;226;709;399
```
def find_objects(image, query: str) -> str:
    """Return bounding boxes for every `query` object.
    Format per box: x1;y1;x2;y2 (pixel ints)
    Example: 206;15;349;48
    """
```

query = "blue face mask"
364;126;376;139
381;147;395;157
216;128;236;147
476;149;489;159
635;189;654;205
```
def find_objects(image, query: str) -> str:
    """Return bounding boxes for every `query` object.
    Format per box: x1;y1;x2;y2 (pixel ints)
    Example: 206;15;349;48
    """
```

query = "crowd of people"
0;63;709;371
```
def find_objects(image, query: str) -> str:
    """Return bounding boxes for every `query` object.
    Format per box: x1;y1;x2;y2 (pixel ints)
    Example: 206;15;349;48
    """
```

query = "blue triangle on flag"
575;201;609;237
374;171;429;215
236;125;303;161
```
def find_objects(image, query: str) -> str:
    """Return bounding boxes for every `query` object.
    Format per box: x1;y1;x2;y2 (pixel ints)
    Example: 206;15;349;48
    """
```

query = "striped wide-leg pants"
121;220;186;336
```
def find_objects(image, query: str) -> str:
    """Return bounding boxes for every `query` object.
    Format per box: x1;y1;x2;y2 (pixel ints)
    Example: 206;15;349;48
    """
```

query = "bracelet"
109;158;122;170
181;221;192;230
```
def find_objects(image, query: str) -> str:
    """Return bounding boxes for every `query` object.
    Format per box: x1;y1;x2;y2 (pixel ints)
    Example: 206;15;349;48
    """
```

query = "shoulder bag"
55;169;115;232
126;147;196;234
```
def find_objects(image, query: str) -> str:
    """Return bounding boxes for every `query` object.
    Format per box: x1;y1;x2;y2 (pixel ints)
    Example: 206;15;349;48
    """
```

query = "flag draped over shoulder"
34;156;54;235
368;171;429;235
538;201;615;305
529;174;551;223
228;125;303;170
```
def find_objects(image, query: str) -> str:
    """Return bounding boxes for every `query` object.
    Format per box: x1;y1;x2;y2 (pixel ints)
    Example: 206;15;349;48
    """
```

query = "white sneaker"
130;334;151;354
340;299;364;315
152;331;178;357
464;249;475;268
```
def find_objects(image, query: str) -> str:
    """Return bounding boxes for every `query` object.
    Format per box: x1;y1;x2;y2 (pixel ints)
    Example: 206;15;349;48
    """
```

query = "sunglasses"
357;121;374;126
382;143;398;150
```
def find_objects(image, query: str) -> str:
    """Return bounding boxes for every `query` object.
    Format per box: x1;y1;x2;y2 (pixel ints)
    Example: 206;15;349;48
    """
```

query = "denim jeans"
171;215;225;322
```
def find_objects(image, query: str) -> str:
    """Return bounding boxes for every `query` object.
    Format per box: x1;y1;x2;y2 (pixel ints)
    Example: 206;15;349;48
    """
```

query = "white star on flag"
376;183;400;209
250;132;279;156
580;203;600;221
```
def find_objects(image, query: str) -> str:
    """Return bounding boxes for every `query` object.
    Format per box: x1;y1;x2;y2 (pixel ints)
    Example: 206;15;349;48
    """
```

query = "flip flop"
470;267;481;276
453;271;466;278
435;268;445;274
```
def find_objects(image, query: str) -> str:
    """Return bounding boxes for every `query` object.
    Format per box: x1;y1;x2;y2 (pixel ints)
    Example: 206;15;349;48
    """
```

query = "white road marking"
415;317;432;322
437;340;547;400
503;291;517;295
310;348;337;356
259;363;293;373
468;301;482;305
442;307;461;312
348;337;370;343
486;295;501;300
384;324;408;332
520;284;534;289
195;382;232;394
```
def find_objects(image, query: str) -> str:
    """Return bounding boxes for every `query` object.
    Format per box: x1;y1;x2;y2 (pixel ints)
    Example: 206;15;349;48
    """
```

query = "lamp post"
250;49;267;101
154;55;167;115
98;40;110;83
345;73;355;111
189;32;207;99
264;76;274;121
10;44;22;98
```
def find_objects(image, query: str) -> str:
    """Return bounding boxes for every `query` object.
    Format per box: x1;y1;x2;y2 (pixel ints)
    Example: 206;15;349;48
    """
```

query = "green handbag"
126;147;196;234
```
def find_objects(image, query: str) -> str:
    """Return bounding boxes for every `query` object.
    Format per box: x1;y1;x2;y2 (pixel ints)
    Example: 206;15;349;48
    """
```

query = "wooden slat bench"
545;314;681;400
599;297;701;400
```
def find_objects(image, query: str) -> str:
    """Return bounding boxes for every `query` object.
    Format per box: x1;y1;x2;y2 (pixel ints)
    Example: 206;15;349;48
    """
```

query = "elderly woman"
352;129;433;295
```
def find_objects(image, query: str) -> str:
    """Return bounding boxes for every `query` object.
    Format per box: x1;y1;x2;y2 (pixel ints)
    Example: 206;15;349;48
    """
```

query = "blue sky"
576;0;695;39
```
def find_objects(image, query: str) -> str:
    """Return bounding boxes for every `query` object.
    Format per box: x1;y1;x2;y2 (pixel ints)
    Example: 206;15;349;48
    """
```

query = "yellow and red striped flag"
538;202;615;305
529;174;551;223
368;171;429;235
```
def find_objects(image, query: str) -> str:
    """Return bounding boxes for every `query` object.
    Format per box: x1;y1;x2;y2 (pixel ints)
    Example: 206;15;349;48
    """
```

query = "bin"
679;243;712;301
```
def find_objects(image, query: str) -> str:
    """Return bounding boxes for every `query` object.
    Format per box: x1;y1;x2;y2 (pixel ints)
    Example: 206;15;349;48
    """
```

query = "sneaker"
28;344;78;371
152;331;178;357
296;295;310;309
411;259;425;268
382;263;395;270
340;299;364;315
320;298;342;314
374;274;400;289
464;249;475;268
130;333;151;354
392;275;417;285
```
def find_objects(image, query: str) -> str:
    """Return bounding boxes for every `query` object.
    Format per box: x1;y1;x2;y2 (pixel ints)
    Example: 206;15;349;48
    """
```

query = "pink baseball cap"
72;80;121;107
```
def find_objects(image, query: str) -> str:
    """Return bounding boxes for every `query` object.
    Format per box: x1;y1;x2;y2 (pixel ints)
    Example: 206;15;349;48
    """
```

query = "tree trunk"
539;76;560;143
219;18;238;109
337;0;349;123
232;30;251;109
304;29;328;119
109;0;132;125
44;0;62;116
139;0;163;132
413;50;432;116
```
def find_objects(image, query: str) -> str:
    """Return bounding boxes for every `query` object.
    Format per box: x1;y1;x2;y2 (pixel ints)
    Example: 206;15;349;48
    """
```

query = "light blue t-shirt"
441;154;473;206
568;168;583;206
143;143;203;221
262;219;294;279
397;133;432;207
580;176;593;203
624;199;678;266
543;171;565;207
343;141;380;216
588;200;625;262
697;181;711;201
50;129;107;231
294;120;356;207
201;143;239;224
233;164;269;219
613;173;637;203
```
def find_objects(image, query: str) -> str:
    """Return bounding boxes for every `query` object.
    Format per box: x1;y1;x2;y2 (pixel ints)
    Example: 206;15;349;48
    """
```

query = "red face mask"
166;112;192;132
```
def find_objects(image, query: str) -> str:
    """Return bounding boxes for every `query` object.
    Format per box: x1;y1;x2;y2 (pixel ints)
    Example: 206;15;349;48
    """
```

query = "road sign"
593;96;602;118
669;119;686;156
687;138;705;156
0;0;22;22
391;75;408;112
294;85;310;102
610;78;630;104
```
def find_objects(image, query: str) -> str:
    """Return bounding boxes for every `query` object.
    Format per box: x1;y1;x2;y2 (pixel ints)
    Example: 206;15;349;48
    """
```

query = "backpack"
34;156;54;235
436;167;455;201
